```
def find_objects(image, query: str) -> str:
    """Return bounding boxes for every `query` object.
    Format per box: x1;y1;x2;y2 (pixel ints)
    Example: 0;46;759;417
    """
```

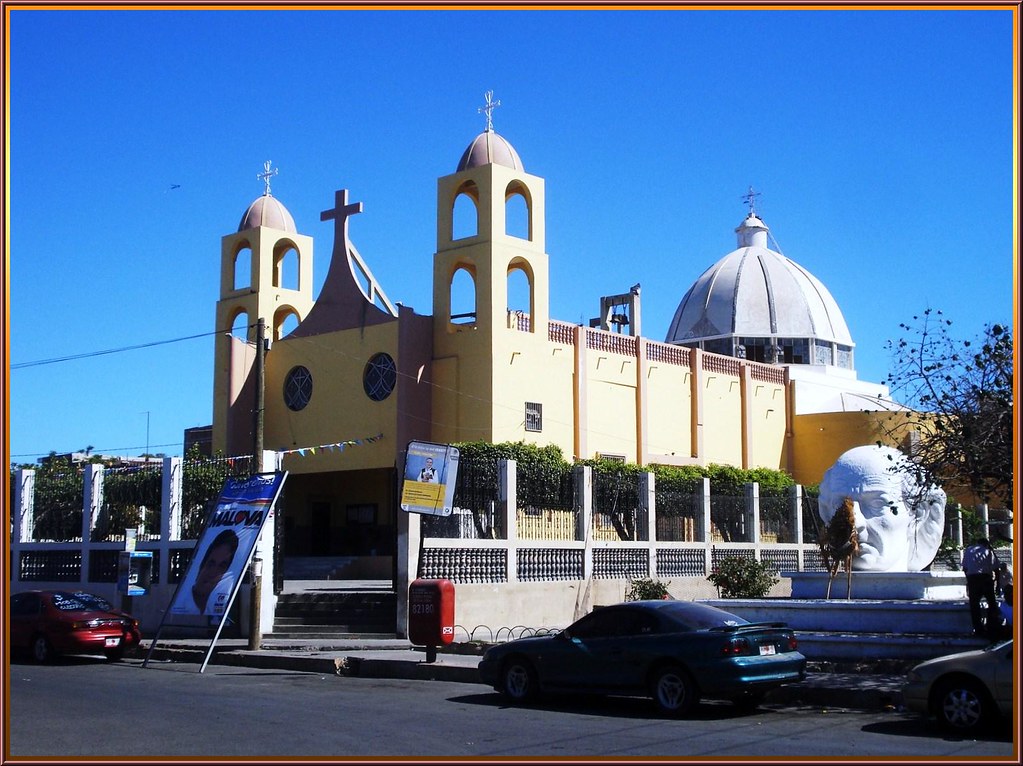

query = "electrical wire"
11;329;228;370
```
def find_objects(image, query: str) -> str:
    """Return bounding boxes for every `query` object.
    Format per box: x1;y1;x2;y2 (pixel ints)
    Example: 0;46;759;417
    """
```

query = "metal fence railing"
10;454;1014;588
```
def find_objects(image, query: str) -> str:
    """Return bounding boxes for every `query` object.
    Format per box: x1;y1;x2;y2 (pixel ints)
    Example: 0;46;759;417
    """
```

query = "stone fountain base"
782;570;967;600
699;571;989;662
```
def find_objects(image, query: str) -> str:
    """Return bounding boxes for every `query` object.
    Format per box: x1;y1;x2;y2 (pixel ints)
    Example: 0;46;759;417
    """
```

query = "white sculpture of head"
818;444;946;572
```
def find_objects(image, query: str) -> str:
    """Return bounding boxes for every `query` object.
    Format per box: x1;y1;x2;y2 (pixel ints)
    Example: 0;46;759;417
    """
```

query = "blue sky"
6;7;1016;464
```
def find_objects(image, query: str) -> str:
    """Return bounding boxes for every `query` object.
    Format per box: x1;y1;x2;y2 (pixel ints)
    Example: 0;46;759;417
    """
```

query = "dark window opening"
525;402;542;432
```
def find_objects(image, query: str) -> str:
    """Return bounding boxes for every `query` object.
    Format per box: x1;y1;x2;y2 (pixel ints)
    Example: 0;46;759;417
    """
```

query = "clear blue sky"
6;6;1016;464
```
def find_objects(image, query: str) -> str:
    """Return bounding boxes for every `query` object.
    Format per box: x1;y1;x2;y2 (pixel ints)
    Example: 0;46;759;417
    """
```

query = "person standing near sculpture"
997;563;1013;638
962;538;1001;640
817;445;946;572
996;561;1013;603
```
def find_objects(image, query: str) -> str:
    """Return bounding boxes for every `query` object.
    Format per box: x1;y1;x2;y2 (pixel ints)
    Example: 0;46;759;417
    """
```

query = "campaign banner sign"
167;472;286;619
400;441;459;517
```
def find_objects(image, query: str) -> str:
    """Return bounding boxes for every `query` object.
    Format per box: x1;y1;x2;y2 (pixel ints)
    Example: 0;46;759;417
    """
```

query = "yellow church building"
210;102;901;576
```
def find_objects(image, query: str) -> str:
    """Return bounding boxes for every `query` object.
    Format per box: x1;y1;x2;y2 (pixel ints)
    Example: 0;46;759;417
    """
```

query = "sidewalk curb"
138;645;904;711
339;656;483;684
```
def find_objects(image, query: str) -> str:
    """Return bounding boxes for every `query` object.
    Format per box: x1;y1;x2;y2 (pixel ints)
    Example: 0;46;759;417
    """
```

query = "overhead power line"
11;329;228;370
10;441;185;460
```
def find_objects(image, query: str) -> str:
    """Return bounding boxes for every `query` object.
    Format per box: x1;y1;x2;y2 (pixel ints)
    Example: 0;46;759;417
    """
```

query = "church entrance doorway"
278;467;396;582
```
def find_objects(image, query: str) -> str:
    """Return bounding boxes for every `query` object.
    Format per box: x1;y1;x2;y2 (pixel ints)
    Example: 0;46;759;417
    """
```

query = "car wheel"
31;634;53;664
650;664;699;717
932;676;993;734
500;657;538;703
731;691;766;712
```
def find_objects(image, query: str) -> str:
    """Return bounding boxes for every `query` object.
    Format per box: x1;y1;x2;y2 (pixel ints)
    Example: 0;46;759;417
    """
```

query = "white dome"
665;213;854;365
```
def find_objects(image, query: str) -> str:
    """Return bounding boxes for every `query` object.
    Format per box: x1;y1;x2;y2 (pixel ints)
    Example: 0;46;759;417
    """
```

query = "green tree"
25;456;84;541
882;311;1013;510
181;447;245;538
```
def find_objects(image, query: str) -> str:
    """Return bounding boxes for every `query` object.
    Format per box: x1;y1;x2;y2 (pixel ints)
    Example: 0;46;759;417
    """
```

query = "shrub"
707;556;779;598
625;577;671;601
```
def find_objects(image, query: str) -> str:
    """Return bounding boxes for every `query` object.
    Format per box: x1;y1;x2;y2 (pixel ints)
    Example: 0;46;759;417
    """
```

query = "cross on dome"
258;160;279;196
742;185;762;217
478;90;501;132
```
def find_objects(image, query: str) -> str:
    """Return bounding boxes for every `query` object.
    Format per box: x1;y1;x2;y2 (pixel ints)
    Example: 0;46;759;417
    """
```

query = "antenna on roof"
258;160;278;197
478;90;501;132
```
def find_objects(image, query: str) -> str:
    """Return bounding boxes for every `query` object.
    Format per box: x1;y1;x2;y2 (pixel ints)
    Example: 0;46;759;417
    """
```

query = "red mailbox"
408;578;455;655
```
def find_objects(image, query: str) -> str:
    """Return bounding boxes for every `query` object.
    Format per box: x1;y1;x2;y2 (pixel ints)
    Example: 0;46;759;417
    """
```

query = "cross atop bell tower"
478;89;501;132
258;160;278;196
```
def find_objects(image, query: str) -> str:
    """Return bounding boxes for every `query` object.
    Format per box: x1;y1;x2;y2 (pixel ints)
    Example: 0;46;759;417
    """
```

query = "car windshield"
657;601;750;631
52;592;114;612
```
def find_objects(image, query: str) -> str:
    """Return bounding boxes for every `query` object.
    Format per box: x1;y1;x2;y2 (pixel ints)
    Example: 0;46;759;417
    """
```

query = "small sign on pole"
400;441;459;517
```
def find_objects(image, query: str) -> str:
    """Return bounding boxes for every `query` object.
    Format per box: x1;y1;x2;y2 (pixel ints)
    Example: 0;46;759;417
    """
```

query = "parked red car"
9;590;141;663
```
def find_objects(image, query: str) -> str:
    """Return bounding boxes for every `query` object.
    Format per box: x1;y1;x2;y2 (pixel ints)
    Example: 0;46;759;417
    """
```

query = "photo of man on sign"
418;457;438;483
184;529;239;616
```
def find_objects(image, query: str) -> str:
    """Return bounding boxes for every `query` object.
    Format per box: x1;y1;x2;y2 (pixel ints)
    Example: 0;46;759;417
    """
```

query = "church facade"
209;110;903;575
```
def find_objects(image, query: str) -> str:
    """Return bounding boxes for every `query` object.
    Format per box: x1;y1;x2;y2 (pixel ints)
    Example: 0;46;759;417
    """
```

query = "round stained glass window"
284;365;313;411
363;353;396;401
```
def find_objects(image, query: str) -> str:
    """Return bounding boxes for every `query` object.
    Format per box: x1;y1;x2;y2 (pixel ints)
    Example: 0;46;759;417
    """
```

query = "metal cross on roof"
742;185;761;216
478;90;501;132
258;160;279;196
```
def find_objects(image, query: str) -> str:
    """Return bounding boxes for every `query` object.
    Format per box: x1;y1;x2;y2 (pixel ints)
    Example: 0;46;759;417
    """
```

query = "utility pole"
141;411;150;463
247;556;263;650
254;318;266;463
249;317;267;650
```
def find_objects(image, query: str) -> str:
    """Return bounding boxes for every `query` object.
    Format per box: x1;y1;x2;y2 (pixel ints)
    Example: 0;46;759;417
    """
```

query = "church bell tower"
431;93;551;444
212;162;314;455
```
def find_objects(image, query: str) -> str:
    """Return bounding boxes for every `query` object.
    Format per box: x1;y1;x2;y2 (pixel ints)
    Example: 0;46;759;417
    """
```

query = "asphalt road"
5;656;1014;759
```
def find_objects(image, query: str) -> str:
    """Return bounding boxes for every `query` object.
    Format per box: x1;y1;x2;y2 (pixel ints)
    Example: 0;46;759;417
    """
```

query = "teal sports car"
478;600;806;716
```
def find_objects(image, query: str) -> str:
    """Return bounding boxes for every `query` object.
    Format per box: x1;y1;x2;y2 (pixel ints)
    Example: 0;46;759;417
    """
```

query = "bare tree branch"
880;310;1013;510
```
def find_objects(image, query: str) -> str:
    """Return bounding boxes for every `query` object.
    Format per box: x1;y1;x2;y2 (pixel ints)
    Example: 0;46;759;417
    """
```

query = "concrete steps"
270;589;397;639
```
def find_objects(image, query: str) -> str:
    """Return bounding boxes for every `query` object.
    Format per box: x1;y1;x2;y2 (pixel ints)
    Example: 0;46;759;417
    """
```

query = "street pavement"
135;635;911;713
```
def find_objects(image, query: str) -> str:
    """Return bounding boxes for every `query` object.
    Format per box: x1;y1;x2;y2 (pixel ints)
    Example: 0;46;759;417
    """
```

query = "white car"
902;640;1014;734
